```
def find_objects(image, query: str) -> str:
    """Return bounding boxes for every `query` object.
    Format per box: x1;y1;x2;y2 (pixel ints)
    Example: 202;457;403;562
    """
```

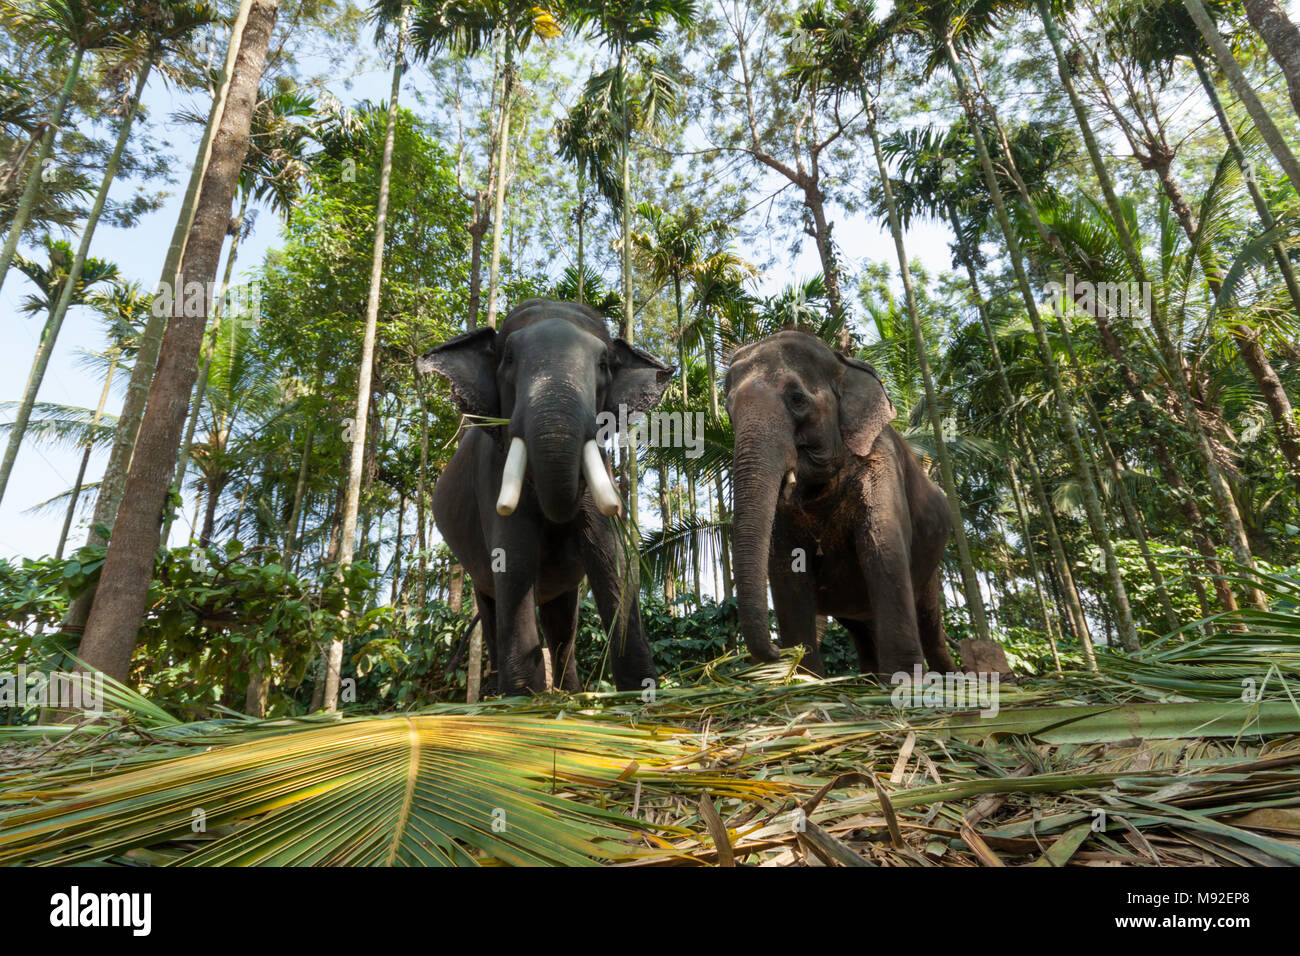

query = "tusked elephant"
724;330;958;677
418;299;672;696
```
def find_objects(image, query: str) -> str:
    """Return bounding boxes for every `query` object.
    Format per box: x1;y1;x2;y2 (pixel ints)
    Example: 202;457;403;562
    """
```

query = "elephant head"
418;299;672;524
723;331;896;662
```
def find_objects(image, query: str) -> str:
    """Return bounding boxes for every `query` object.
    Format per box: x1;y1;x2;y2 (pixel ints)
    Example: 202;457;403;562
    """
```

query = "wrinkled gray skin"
725;330;958;677
419;299;672;695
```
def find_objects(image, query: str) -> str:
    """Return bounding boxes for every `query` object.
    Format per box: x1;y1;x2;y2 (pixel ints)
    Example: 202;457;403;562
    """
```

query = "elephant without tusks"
724;330;958;677
418;299;672;696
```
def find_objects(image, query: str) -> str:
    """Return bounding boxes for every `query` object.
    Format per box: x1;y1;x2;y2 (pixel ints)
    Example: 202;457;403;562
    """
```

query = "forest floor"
1;628;1299;866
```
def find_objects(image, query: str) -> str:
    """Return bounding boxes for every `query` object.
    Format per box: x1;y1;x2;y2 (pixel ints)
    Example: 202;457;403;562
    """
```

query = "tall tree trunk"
953;225;1097;668
864;99;991;644
283;421;314;564
1241;0;1300;120
56;351;119;560
1181;0;1300;190
167;189;250;542
0;46;83;294
1035;1;1266;610
74;0;279;684
1191;49;1300;319
1092;309;1230;616
674;275;688;404
321;8;406;711
0;54;151;506
946;38;1139;650
60;1;255;640
415;378;429;603
658;464;676;610
714;471;732;602
977;94;1184;635
1007;459;1062;672
484;32;514;330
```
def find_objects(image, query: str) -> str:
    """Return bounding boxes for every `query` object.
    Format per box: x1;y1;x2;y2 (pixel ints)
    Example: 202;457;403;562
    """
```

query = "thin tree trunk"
946;42;1137;649
0;46;84;294
1191;50;1300;321
56;352;119;560
1181;0;1300;190
322;8;406;711
75;0;279;684
0;53;150;506
658;463;676;611
1240;0;1300;120
953;211;1097;668
864;100;991;644
1040;0;1266;609
484;31;513;330
167;189;250;542
283;421;314;564
1007;459;1062;672
60;1;253;640
415;378;429;603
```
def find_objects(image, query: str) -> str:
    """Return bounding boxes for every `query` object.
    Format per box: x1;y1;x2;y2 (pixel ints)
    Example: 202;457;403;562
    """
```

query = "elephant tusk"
782;469;796;502
496;437;527;516
582;440;622;516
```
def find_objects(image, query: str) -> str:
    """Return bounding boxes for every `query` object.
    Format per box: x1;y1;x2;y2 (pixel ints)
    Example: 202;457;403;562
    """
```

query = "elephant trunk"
524;384;591;524
730;387;796;663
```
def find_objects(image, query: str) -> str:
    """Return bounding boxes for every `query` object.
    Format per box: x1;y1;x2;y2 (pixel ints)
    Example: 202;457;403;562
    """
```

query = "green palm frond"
0;713;718;866
641;512;730;592
0;400;116;451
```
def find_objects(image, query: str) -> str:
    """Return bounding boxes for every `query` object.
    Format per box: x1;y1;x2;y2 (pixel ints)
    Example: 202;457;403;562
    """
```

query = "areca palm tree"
568;0;696;344
686;244;756;421
897;0;1153;644
1030;0;1266;609
319;1;411;712
410;0;560;329
554;90;620;304
168;84;319;540
630;201;720;405
0;0;138;293
0;0;215;510
1097;0;1300;491
75;0;282;687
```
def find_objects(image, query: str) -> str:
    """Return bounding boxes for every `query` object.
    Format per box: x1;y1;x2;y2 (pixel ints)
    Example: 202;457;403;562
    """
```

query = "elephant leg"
770;559;824;676
474;589;501;697
838;618;878;675
916;571;957;673
856;524;925;675
539;587;582;692
580;502;656;692
490;530;547;696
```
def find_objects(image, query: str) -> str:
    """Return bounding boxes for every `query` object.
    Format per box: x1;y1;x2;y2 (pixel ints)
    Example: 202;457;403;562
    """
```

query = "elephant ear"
416;327;499;417
836;355;896;457
607;339;673;414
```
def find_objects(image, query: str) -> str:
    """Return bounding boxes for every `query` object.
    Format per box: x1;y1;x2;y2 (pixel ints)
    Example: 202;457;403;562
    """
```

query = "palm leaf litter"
2;587;1299;866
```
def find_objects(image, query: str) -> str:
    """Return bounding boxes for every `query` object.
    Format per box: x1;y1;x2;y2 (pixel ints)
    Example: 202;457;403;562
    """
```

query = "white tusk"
582;440;622;516
496;437;527;516
782;469;796;501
